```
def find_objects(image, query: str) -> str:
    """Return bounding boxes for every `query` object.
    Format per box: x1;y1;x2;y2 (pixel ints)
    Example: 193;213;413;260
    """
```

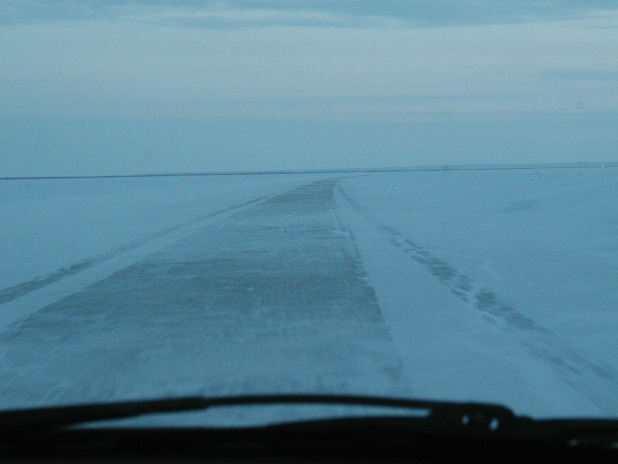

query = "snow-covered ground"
0;168;616;423
337;168;618;417
0;174;325;291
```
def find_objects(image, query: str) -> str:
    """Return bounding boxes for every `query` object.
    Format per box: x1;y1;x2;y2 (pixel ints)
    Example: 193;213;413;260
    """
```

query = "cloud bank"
1;1;617;175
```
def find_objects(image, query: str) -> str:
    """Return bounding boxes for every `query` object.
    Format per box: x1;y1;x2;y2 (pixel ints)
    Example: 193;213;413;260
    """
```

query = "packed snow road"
0;178;409;411
1;169;617;419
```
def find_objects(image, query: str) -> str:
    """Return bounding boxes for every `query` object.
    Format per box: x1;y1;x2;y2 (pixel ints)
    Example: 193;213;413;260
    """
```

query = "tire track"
0;180;410;410
0;190;298;330
337;185;618;413
0;191;282;306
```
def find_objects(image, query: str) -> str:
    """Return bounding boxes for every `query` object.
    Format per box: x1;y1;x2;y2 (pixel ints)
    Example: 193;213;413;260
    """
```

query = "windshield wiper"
0;394;616;451
0;394;516;433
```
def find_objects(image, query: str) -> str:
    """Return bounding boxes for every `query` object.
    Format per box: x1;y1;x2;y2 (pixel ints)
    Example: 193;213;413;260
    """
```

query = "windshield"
1;1;617;427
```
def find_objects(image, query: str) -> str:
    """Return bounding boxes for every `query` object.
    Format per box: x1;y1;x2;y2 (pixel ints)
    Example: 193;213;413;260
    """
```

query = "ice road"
1;169;617;420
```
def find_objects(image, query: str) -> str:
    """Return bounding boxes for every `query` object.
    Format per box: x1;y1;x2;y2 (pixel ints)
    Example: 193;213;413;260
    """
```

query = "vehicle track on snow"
0;179;410;409
337;184;618;414
0;192;282;307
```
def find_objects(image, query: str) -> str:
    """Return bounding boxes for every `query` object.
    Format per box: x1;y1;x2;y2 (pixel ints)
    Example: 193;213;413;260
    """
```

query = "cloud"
0;1;396;28
2;2;618;174
3;0;618;29
119;5;395;29
0;2;617;121
540;70;618;82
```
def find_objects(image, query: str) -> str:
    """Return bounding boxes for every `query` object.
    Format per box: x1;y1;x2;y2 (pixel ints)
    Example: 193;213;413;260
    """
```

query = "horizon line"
1;161;616;180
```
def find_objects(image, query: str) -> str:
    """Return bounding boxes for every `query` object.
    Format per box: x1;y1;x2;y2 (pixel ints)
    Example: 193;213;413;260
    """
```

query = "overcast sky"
1;0;617;176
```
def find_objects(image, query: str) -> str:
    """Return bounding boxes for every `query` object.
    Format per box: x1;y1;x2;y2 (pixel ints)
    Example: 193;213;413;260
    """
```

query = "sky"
1;0;617;176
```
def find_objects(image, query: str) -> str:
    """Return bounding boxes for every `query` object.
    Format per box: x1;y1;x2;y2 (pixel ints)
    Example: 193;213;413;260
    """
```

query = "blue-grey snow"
0;167;617;425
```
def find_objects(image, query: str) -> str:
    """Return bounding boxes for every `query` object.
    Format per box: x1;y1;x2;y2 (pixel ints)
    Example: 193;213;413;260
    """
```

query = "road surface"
1;174;617;420
0;179;410;410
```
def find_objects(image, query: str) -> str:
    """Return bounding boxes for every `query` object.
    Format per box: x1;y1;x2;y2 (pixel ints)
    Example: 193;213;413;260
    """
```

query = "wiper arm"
0;396;207;434
0;394;517;433
1;394;617;450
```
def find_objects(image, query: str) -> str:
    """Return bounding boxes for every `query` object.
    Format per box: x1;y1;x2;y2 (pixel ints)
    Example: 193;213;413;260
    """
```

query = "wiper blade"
1;394;617;450
0;394;517;433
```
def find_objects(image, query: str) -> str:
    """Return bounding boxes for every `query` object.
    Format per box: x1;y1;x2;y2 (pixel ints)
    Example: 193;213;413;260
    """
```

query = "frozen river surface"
1;169;617;421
